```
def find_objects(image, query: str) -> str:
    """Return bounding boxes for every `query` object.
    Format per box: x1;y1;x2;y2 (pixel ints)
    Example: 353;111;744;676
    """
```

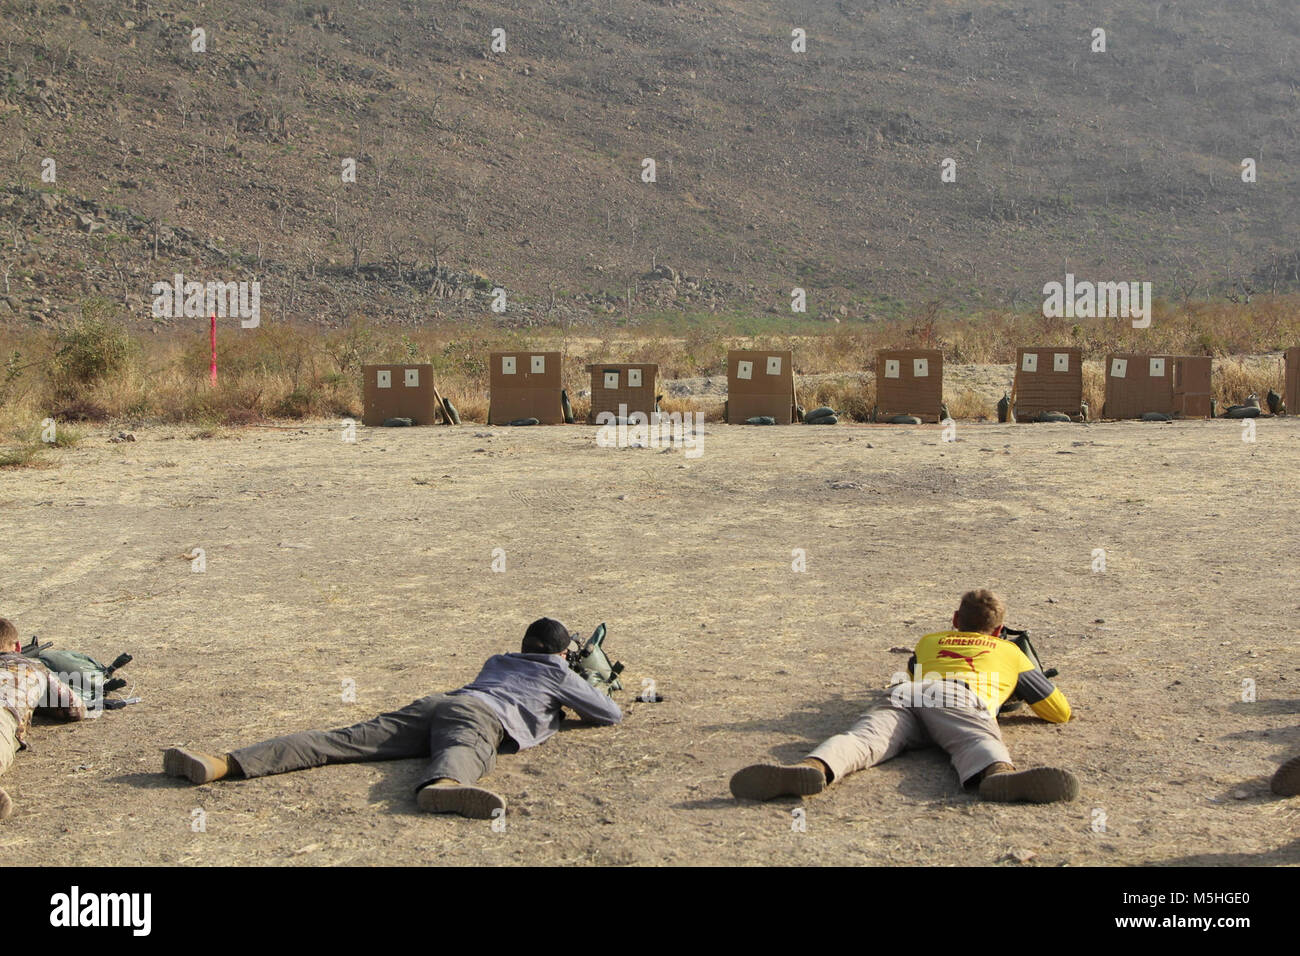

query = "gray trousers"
228;693;507;792
808;679;1011;788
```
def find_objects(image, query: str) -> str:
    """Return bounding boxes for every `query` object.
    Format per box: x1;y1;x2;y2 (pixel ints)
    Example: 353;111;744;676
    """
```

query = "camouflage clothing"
0;652;90;754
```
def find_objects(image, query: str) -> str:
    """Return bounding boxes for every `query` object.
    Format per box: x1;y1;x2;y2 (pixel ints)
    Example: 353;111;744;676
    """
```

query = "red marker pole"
209;313;217;386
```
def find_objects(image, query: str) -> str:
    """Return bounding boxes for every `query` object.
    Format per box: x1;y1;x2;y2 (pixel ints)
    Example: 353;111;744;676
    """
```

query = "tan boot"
1272;754;1300;797
979;764;1079;803
416;779;506;819
729;760;827;801
0;787;12;821
163;748;231;784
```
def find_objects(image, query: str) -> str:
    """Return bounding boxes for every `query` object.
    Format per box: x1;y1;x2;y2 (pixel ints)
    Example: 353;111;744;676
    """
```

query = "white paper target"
1022;353;1038;373
913;358;929;377
530;355;546;373
502;356;516;375
884;359;900;379
1054;353;1070;372
737;360;753;380
628;368;643;388
1149;357;1165;377
377;370;391;389
1111;358;1128;379
404;368;419;387
766;356;782;375
604;371;620;389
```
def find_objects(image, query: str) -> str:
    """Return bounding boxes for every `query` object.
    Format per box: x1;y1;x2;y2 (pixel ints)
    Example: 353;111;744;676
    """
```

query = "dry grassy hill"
1;0;1297;331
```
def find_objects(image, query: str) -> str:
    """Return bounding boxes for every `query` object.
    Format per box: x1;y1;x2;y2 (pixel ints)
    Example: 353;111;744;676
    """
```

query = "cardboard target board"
1171;356;1212;418
726;349;795;424
488;351;564;424
1287;347;1300;414
875;349;943;422
1012;347;1082;420
1104;353;1211;419
586;363;658;423
362;363;436;426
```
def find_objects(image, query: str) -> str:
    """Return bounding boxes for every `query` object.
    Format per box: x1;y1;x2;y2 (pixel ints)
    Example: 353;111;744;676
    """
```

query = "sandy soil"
1;415;1298;866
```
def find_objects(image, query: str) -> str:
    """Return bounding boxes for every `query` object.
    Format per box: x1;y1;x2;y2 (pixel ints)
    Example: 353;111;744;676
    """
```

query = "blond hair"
955;590;1006;635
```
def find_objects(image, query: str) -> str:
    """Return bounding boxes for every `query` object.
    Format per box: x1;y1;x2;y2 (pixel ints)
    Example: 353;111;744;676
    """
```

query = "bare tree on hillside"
140;192;175;261
170;78;195;129
341;207;372;276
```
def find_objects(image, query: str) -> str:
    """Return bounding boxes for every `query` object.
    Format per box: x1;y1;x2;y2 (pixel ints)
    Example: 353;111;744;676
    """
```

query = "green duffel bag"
20;639;134;709
805;406;836;421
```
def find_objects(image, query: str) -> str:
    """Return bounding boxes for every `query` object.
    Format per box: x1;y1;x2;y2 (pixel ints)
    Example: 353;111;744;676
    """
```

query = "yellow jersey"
908;630;1071;722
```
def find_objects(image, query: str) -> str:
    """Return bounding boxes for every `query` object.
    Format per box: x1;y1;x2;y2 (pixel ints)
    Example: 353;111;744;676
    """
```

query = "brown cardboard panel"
1287;347;1300;414
727;350;795;423
586;363;659;422
489;351;564;424
729;394;794;425
876;349;943;422
1171;356;1212;418
1103;353;1176;419
490;390;564;425
1012;347;1083;419
362;363;437;426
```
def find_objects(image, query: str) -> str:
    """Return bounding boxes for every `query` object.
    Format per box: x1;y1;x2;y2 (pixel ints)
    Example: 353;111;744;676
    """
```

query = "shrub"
50;310;135;391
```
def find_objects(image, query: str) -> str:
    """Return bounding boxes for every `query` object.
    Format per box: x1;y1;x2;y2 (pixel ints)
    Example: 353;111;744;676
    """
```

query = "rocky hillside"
1;0;1297;330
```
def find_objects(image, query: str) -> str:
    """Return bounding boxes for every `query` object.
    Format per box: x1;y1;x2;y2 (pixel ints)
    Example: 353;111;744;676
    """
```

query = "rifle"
998;626;1059;714
565;622;624;694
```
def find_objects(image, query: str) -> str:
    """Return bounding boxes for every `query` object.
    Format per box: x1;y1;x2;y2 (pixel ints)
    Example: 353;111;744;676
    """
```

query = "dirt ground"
1;413;1298;867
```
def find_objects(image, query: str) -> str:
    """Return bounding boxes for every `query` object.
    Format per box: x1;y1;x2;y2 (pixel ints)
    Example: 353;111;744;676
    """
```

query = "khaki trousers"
808;679;1011;787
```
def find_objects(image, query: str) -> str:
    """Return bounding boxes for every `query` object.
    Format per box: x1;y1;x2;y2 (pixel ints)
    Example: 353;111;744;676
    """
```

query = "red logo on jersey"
937;649;990;671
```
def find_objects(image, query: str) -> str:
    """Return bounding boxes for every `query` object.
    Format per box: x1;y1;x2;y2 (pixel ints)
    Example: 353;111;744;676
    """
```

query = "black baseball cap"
522;617;570;654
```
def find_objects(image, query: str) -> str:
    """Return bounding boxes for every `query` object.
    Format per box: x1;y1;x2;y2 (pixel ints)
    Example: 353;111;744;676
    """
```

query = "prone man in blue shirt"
163;618;622;818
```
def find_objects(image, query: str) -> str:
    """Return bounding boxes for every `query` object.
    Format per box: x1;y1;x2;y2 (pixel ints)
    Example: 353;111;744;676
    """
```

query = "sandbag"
745;416;777;425
381;417;414;427
508;417;540;426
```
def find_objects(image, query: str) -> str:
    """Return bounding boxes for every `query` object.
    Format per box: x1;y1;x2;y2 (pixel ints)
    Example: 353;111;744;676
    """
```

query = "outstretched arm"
1014;668;1072;723
42;672;93;721
557;671;623;725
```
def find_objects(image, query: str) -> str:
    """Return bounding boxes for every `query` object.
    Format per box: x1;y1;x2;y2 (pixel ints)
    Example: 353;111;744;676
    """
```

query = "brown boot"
979;764;1079;803
416;779;506;819
1272;754;1300;797
971;761;1016;786
0;787;12;821
729;760;827;801
163;748;232;784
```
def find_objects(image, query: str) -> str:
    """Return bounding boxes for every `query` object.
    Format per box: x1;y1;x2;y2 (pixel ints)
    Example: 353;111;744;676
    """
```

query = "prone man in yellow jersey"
730;589;1079;804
